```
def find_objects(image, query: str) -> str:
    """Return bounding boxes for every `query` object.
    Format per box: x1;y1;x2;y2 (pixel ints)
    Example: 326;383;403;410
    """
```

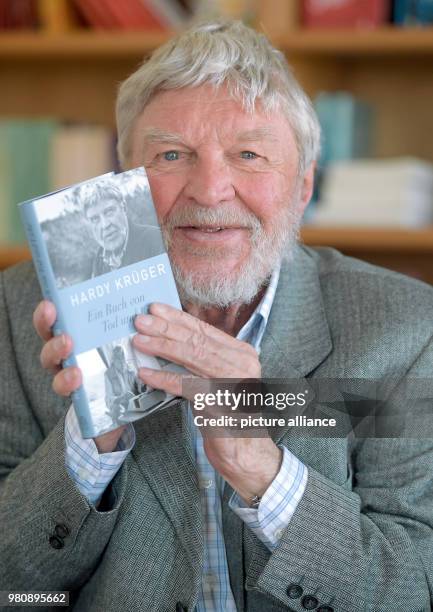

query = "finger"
40;334;73;373
33;300;57;341
135;313;191;344
148;303;255;351
133;332;260;379
137;308;259;374
52;366;82;397
138;367;200;400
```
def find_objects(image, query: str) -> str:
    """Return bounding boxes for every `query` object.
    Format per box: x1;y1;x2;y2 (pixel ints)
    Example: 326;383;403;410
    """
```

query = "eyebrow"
142;129;185;145
235;128;279;142
141;126;279;147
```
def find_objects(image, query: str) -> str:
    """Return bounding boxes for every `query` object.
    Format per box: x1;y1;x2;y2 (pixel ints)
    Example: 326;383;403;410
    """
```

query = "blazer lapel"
260;246;333;444
131;400;203;590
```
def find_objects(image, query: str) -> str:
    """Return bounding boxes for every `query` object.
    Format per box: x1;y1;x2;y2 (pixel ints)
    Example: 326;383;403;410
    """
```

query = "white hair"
116;19;321;174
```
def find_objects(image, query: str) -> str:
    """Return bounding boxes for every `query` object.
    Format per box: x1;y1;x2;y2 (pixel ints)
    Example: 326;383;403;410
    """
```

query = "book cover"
20;167;182;438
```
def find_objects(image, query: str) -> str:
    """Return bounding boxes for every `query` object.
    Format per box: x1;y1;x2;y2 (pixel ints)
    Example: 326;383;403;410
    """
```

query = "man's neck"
183;286;266;337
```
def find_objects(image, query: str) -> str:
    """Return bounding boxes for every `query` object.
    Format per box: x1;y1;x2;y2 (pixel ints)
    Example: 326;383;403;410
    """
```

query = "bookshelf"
1;28;433;58
1;0;433;282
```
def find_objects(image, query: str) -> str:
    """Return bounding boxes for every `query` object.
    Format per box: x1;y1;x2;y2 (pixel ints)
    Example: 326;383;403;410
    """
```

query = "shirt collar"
236;263;281;354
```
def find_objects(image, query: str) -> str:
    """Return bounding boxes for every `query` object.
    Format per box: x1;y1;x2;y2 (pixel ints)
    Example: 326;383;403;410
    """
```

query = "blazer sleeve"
0;268;128;596
245;338;433;612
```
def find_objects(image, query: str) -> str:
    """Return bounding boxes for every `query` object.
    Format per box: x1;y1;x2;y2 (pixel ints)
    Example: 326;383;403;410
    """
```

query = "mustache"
161;204;262;233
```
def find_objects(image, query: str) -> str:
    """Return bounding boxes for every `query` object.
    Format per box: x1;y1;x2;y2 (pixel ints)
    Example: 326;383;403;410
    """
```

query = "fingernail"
137;314;153;327
151;303;166;314
63;369;76;384
136;334;150;344
54;335;66;350
139;367;154;375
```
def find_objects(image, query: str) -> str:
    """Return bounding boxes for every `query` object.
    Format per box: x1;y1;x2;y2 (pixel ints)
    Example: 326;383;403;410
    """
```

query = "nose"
100;213;112;229
183;153;236;207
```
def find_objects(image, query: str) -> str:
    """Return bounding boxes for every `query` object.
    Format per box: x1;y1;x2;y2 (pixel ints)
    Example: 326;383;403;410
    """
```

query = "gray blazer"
0;245;432;612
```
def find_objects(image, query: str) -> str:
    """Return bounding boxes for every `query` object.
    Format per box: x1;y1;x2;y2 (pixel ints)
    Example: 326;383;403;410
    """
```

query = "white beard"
161;202;302;308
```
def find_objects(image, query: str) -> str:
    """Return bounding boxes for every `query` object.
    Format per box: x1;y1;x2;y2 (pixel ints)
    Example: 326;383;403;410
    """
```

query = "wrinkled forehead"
134;84;295;150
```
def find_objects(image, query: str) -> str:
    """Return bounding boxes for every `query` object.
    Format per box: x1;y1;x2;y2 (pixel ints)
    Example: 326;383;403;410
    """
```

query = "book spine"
19;201;96;438
37;0;77;32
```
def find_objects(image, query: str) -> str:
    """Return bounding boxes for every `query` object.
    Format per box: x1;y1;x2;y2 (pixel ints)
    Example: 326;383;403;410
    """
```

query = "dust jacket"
20;167;181;438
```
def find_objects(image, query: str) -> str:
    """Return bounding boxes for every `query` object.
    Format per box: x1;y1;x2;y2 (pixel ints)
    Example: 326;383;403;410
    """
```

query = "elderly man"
82;181;164;278
1;20;432;612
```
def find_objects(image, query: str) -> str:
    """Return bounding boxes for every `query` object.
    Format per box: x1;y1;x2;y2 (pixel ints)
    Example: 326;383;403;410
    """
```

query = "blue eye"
163;151;180;161
240;151;257;159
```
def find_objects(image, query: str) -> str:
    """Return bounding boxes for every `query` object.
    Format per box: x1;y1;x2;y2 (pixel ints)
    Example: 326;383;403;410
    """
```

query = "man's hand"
33;300;126;453
133;303;283;504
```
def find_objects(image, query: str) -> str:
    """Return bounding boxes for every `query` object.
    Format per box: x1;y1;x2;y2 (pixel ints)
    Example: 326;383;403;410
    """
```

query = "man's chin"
171;262;271;308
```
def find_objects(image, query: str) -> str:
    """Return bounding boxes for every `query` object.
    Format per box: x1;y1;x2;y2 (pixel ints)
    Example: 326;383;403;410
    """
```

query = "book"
142;0;189;28
37;0;79;32
102;0;166;31
20;167;183;438
311;157;433;227
0;0;38;29
0;119;58;243
302;0;391;28
393;0;433;25
72;0;117;29
50;125;115;191
314;92;373;165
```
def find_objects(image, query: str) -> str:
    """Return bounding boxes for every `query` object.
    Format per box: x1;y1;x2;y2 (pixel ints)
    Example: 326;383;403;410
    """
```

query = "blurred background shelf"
302;226;433;251
1;28;433;58
0;246;31;270
0;31;172;58
278;27;433;55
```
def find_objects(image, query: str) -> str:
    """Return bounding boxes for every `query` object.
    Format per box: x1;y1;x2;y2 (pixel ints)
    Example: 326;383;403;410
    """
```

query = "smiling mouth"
179;225;245;232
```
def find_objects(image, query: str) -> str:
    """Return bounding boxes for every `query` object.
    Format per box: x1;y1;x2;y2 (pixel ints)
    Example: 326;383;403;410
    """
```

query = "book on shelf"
72;0;188;31
51;125;116;191
311;157;433;227
0;119;57;243
20;167;183;438
307;91;373;218
0;0;38;30
72;0;117;29
0;119;115;244
37;0;79;32
301;0;391;28
314;92;373;165
393;0;433;25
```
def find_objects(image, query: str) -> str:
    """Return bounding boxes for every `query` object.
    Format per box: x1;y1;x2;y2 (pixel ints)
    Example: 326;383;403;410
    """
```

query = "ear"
297;161;316;215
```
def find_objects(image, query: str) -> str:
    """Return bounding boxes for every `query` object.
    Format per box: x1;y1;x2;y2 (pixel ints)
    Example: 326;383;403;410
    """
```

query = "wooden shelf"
0;246;30;270
0;31;172;59
278;27;433;56
301;226;433;252
1;28;433;60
